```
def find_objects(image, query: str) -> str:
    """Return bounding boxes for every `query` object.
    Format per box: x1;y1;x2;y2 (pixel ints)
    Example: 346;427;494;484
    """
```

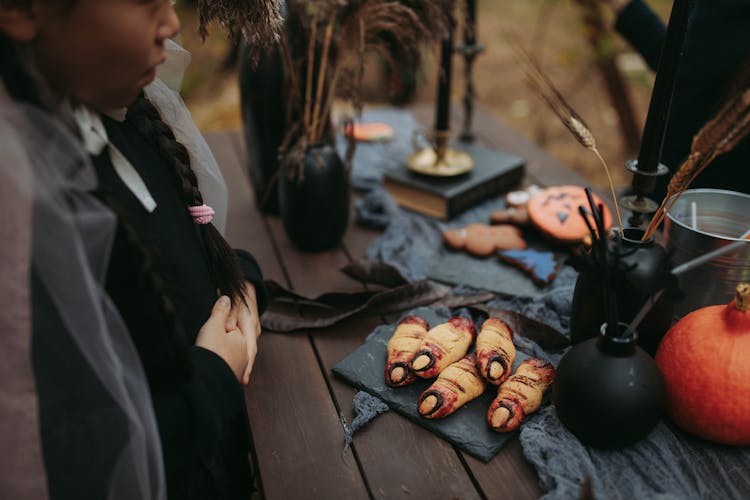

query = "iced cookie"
498;248;560;286
443;223;527;257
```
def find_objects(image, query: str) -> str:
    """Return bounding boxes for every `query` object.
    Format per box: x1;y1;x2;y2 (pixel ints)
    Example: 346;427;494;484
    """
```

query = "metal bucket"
664;189;750;317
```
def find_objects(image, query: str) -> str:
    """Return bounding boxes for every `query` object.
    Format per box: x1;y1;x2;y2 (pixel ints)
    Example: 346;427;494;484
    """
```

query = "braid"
97;192;192;382
127;95;247;305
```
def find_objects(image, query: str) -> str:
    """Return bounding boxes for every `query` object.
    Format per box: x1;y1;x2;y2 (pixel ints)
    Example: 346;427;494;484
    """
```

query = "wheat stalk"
310;20;335;144
517;44;623;230
643;87;750;239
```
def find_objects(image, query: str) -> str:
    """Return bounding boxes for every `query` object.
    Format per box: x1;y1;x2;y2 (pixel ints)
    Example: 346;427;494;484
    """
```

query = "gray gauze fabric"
522;408;750;500
342;391;390;454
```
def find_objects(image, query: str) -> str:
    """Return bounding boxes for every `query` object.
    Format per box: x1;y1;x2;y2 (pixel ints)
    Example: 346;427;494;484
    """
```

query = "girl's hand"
196;296;249;383
226;283;261;385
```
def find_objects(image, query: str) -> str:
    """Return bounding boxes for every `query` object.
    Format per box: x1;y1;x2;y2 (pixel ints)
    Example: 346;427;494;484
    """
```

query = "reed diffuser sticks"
583;188;619;337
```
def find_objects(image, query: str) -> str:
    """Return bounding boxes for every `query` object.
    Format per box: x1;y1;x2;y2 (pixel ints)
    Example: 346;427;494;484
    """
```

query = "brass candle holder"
406;131;474;177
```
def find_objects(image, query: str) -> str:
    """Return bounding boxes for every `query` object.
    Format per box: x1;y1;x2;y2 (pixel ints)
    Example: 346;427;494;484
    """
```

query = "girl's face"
12;0;180;110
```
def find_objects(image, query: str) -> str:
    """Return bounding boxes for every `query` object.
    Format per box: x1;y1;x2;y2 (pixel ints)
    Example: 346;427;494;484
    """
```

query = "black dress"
86;115;267;499
32;271;130;500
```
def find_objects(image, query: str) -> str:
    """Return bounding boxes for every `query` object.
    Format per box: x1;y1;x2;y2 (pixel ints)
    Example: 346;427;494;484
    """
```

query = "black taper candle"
635;0;693;175
466;0;476;46
435;26;454;132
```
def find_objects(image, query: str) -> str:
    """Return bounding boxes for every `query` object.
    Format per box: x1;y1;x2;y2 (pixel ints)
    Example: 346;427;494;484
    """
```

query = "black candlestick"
457;0;484;143
624;0;693;226
408;9;473;175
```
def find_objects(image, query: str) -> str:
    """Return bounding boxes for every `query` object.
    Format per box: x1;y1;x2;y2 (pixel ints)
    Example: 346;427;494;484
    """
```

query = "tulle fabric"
149;39;229;234
0;85;48;500
0;83;166;499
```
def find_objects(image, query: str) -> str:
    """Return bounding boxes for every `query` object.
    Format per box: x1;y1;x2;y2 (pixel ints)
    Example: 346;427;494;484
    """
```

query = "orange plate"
527;185;612;244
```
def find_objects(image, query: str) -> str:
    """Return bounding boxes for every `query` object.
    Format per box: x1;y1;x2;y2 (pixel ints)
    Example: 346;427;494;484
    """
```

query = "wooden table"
205;105;590;500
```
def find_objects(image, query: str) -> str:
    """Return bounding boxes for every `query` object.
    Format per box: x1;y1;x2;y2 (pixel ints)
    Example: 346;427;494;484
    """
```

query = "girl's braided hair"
127;95;248;305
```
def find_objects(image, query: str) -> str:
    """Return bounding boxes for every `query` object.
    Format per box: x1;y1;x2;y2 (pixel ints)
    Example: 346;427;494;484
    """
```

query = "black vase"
278;144;349;252
553;323;665;449
239;41;286;214
570;228;674;356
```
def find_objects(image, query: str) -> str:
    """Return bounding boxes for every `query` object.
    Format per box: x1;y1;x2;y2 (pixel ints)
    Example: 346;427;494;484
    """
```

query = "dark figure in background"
608;0;750;203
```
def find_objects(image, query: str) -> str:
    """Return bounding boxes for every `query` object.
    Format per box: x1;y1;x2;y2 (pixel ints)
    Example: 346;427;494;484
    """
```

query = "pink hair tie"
188;204;215;224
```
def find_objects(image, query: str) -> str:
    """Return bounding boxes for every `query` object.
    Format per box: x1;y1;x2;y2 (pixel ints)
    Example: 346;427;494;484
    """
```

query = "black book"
383;143;525;219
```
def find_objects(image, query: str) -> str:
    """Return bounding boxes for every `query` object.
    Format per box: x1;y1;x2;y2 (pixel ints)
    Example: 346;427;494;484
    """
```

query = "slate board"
428;229;570;299
332;307;548;462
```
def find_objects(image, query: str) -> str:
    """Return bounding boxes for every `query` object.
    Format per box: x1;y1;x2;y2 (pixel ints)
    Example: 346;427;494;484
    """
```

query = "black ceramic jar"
278;143;349;252
570;228;674;355
553;322;665;449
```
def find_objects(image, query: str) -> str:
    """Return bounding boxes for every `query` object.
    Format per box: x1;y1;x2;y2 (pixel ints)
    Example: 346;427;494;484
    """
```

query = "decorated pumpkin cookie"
527;185;612;244
443;223;527;257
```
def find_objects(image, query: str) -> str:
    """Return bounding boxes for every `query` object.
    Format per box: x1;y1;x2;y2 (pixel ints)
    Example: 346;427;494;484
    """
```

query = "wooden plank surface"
206;132;370;500
263;192;481;499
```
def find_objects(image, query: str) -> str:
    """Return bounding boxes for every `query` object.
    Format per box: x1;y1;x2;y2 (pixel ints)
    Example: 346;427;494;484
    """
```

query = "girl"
0;0;281;498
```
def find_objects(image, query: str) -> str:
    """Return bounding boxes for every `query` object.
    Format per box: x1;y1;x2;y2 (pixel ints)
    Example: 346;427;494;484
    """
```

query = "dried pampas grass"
196;0;284;63
281;0;451;158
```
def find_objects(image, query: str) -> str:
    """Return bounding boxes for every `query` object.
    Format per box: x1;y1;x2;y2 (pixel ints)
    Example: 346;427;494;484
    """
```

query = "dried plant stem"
315;71;342;142
280;35;302;107
643;87;750;240
310;20;334;145
591;147;623;229
354;18;366;117
642;154;714;239
304;10;317;143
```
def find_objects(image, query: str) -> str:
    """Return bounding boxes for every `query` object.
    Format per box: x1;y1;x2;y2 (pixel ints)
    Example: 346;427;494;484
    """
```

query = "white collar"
72;104;157;213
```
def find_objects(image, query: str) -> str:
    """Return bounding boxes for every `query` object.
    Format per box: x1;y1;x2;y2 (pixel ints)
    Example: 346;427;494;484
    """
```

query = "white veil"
147;39;229;234
0;84;47;500
0;83;166;499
